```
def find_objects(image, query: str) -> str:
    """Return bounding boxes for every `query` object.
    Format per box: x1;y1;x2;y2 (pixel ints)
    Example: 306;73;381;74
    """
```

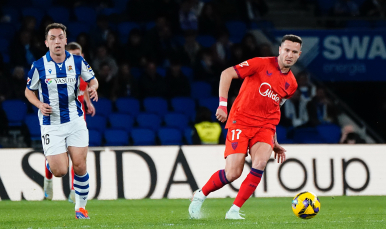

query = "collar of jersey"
274;57;291;75
45;51;71;63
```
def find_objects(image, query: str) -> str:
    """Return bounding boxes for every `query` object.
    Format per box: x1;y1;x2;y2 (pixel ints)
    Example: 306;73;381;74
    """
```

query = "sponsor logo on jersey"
48;69;52;74
259;82;280;103
83;59;94;74
238;61;249;67
27;77;31;85
45;78;76;85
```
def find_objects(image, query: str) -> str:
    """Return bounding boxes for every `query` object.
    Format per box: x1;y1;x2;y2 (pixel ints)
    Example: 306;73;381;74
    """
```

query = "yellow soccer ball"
292;191;321;219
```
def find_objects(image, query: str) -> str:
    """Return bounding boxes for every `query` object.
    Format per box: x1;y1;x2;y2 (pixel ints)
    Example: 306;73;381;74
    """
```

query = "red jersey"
78;78;87;118
226;57;298;130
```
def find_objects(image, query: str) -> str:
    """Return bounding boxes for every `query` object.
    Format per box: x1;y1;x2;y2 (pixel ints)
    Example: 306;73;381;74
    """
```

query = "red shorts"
224;127;275;158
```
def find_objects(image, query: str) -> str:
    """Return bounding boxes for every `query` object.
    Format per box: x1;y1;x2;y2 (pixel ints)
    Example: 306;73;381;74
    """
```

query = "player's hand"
273;143;286;163
216;107;227;123
38;103;52;116
88;87;98;102
86;102;96;117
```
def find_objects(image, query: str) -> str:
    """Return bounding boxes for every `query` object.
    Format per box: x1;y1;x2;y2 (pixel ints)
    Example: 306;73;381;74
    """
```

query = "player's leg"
44;159;53;200
67;117;89;219
226;128;275;219
189;128;249;219
68;156;76;203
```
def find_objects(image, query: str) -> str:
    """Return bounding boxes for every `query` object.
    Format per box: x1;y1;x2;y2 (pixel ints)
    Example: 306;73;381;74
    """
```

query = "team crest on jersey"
285;82;290;90
68;65;74;73
238;61;249;67
231;142;238;150
45;79;52;84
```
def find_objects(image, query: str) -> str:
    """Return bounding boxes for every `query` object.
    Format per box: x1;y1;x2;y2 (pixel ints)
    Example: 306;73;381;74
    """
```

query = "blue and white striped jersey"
27;51;95;125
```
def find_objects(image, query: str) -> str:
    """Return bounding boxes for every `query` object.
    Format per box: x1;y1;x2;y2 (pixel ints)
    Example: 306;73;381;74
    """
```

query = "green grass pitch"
0;196;385;228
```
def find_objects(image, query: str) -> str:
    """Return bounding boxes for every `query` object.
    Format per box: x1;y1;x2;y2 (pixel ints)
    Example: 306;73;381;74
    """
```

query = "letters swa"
0;145;385;201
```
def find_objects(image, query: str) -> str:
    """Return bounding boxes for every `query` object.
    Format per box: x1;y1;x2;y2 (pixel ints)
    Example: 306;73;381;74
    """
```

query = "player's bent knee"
225;169;243;182
52;168;68;177
252;160;268;171
73;163;87;176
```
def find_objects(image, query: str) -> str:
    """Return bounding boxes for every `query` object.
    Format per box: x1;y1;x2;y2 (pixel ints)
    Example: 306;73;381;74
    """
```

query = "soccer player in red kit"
189;34;302;219
44;42;95;203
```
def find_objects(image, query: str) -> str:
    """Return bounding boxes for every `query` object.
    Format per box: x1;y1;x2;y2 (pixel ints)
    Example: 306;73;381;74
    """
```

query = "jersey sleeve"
80;58;95;82
233;57;265;79
26;62;39;91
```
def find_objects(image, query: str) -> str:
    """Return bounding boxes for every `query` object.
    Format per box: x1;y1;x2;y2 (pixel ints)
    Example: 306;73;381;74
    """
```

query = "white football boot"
225;205;245;219
189;189;206;219
44;177;53;200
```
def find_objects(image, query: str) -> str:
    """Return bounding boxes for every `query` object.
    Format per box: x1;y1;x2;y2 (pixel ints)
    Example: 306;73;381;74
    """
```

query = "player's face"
68;48;83;57
45;28;67;56
278;40;302;68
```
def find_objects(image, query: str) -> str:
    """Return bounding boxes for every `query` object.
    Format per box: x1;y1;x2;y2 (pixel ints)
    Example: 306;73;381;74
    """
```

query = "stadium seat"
156;67;166;77
89;129;102;146
250;20;274;30
86;115;107;133
158;127;183;145
143;97;168;117
112;0;130;13
293;127;325;144
2;99;28;127
276;125;288;142
46;7;70;24
131;128;156;146
0;39;9;54
180;66;193;82
130;67;142;79
0;24;16;41
67;22;91;40
136;112;162;131
184;127;193;145
164;112;189;131
225;20;247;43
115;97;140;118
117;22;140;44
345;20;371;30
316;124;341;143
145;21;155;30
191;81;212;100
198;97;219;121
31;0;52;10
109;113;134;132
93;97;112;118
21;7;45;27
171;97;196;121
104;129;129;146
24;114;41;141
74;6;97;25
196;35;216;48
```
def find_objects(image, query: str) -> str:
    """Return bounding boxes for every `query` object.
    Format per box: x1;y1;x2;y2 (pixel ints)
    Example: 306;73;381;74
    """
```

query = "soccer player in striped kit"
189;34;302;219
25;23;98;219
43;42;96;204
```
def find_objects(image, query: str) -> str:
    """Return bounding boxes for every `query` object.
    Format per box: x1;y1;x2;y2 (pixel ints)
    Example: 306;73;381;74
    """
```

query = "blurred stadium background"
0;0;385;147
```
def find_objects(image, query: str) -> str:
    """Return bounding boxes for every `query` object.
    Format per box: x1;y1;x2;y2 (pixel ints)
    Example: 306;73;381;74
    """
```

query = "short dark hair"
66;42;82;52
281;34;302;46
45;23;67;39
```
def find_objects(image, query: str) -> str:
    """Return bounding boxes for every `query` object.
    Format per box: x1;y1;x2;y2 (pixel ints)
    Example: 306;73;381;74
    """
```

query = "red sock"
201;169;229;196
71;166;75;190
45;159;52;179
233;168;263;207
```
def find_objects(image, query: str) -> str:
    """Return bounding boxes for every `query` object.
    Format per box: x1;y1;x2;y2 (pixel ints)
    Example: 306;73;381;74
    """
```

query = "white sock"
74;172;89;211
230;204;240;212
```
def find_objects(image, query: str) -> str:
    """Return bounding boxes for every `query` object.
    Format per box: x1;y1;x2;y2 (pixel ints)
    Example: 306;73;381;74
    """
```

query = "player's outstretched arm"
25;88;52;116
216;67;239;123
87;78;99;102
